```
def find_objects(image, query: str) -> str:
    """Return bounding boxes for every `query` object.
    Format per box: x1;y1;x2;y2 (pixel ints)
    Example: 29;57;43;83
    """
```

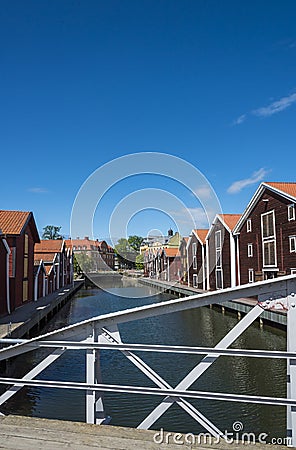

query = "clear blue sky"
1;0;295;241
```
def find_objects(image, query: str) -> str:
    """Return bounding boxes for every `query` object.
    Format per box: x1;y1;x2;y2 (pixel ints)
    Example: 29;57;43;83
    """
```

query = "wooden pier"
0;416;288;449
139;277;287;328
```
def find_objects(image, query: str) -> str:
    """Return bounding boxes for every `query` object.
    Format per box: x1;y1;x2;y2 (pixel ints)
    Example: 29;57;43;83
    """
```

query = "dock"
0;280;84;339
0;415;288;449
139;277;287;328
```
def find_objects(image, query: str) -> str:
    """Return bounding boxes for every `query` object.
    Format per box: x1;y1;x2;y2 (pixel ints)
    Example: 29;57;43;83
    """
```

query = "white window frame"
288;204;295;221
290;236;296;253
192;242;197;269
248;268;254;283
247;219;252;233
215;230;222;268
247;243;253;258
261;210;277;267
193;274;197;287
291;269;296;275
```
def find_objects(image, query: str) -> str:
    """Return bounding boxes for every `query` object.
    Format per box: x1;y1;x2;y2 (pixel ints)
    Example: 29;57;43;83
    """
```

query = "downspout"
3;239;11;315
187;247;190;287
56;254;60;290
230;232;236;287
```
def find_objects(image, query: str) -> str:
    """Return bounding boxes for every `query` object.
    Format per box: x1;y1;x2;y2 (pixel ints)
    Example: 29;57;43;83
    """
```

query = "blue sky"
1;0;296;241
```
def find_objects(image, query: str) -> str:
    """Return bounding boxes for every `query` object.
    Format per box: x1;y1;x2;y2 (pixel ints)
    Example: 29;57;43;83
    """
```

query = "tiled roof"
220;214;242;231
265;182;296;199
0;210;30;235
194;229;208;244
164;248;180;257
65;238;99;250
35;240;64;253
34;252;56;263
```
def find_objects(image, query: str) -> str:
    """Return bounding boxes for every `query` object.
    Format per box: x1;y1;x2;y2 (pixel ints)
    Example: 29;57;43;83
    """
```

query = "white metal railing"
0;275;296;446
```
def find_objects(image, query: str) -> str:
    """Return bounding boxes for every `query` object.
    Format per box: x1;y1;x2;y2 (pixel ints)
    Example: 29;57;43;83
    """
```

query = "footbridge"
0;275;296;446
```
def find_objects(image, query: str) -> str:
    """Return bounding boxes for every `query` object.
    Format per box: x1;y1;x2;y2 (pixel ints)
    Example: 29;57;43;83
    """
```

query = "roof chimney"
84;236;89;240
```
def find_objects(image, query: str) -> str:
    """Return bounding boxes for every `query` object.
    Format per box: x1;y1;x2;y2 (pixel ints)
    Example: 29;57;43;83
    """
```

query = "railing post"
85;323;107;424
287;279;296;447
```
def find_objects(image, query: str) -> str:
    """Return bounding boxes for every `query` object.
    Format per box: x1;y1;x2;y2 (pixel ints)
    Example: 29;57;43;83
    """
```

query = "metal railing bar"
0;338;292;359
0;377;293;406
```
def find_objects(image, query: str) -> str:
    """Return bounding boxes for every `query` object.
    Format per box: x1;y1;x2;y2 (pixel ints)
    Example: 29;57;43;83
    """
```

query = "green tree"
115;238;137;268
42;225;63;240
74;252;93;274
136;252;144;270
128;235;144;252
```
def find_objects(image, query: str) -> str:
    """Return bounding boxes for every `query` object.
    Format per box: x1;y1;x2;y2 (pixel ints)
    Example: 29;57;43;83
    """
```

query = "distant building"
66;237;115;271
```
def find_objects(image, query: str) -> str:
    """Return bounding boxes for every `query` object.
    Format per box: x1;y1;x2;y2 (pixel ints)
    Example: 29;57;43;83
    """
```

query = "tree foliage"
128;235;144;252
42;225;63;240
135;252;144;270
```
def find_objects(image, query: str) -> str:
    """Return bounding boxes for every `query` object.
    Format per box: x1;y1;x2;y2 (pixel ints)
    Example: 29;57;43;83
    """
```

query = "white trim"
247;243;253;257
230;233;236;287
206;239;210;290
291;269;296;275
236;236;241;286
202;244;206;290
2;238;11;315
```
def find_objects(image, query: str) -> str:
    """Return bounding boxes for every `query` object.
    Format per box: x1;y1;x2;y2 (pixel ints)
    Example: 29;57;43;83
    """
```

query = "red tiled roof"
265;182;296;198
194;229;208;244
35;240;64;253
34;252;56;263
220;214;242;231
0;210;30;235
66;238;99;250
164;248;180;257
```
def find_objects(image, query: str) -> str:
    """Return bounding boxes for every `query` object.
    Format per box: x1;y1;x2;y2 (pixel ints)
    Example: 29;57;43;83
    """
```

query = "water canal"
1;279;287;439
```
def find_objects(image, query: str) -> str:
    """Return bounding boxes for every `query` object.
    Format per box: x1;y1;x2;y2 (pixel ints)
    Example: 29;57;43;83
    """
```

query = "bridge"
0;275;295;447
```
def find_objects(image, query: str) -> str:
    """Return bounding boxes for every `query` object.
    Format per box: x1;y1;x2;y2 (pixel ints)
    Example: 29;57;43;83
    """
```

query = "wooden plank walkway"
0;416;288;449
0;281;84;339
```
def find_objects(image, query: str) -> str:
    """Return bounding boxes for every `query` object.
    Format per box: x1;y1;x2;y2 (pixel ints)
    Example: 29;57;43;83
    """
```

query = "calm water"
1;279;287;438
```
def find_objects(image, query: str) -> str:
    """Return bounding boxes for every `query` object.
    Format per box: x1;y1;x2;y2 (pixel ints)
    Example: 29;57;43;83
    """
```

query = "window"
290;236;296;253
291;269;296;275
192;242;197;269
247;243;253;257
263;241;276;266
261;211;277;267
73;246;76;250
216;268;223;289
215;230;222;268
248;269;254;283
193;274;197;287
288;204;295;221
247;219;252;232
215;230;221;248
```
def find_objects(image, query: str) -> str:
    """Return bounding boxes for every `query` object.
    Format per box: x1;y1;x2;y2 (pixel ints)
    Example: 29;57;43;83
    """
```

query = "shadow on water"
0;279;286;439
